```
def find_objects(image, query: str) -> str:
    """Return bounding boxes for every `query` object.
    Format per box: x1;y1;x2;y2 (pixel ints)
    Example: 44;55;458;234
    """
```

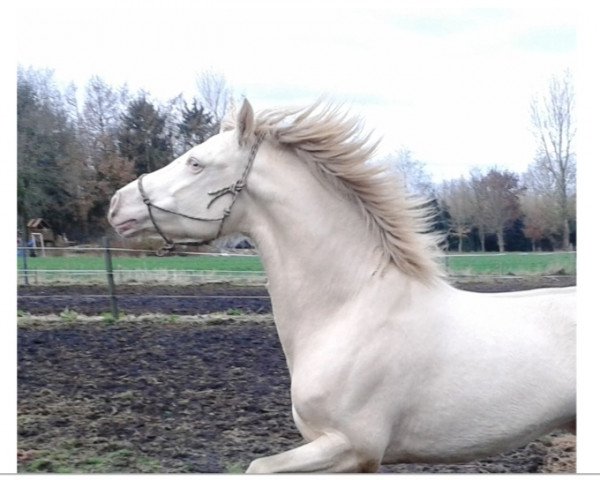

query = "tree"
383;148;434;198
17;67;81;236
468;169;488;251
118;94;173;176
81;76;129;159
529;70;576;250
470;169;523;252
520;162;575;251
196;69;233;128
519;189;556;251
172;97;217;154
70;76;135;237
438;177;475;252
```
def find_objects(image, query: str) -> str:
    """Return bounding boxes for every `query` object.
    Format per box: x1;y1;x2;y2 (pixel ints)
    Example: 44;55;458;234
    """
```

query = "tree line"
17;66;230;240
17;67;575;251
383;71;576;252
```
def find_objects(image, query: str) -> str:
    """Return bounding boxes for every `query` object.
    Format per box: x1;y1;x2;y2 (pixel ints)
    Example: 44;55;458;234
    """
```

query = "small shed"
27;218;56;245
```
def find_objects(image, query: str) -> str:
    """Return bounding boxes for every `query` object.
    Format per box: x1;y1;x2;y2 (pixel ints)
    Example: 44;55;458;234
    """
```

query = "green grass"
18;251;576;278
445;252;576;276
21;448;163;473
18;253;264;272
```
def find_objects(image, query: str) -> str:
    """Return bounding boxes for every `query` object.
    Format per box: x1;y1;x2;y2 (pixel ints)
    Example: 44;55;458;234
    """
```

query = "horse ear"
237;98;255;145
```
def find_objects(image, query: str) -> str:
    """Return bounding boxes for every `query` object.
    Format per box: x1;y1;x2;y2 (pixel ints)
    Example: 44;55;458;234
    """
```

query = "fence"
17;240;576;320
18;267;267;286
17;242;268;286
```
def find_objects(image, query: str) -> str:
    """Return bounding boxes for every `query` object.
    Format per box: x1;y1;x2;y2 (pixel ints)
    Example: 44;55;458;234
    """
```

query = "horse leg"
245;432;380;473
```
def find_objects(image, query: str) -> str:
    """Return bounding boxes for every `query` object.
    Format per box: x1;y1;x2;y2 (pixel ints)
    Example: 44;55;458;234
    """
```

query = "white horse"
108;99;576;473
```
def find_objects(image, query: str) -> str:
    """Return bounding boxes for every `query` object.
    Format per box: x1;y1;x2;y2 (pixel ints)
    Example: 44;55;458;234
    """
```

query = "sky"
12;0;578;183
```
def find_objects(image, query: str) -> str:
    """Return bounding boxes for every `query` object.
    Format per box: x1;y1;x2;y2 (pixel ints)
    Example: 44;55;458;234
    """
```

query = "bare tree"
196;69;233;126
530;70;576;249
438;177;475;252
470;168;523;252
519;190;558;251
520;162;575;250
81;76;129;160
77;77;134;235
468;169;488;251
382;148;434;198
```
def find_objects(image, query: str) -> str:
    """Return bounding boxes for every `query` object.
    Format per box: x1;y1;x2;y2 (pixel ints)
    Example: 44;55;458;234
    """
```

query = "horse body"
262;242;574;469
108;99;575;473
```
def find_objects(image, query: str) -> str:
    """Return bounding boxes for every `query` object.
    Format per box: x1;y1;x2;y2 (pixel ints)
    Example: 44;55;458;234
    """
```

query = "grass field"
18;253;264;272
17;253;266;284
445;252;576;276
18;251;576;277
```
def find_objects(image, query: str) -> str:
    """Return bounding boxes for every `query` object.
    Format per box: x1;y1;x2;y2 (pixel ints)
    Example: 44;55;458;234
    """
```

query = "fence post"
103;236;119;320
19;220;30;286
20;243;29;286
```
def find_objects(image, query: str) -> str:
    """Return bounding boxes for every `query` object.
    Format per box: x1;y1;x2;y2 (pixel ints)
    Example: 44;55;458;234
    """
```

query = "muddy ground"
17;275;575;316
17;276;576;473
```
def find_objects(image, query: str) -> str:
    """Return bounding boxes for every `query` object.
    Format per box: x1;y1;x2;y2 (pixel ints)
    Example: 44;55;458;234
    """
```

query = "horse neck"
241;145;410;357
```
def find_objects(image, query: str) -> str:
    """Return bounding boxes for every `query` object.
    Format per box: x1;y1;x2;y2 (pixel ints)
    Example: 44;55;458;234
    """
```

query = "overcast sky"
14;0;577;182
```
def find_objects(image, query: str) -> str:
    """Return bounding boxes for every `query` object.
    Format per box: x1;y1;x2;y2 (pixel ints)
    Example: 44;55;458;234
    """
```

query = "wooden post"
20;240;29;286
103;236;119;320
20;220;29;286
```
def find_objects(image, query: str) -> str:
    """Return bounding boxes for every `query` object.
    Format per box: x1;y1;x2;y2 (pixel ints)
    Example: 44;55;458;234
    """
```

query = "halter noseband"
137;132;265;255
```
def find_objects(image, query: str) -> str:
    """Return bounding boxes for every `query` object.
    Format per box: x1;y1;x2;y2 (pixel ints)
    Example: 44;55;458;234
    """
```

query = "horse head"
108;99;260;246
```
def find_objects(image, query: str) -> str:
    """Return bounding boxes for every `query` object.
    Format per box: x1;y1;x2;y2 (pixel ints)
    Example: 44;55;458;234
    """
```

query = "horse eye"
188;158;203;172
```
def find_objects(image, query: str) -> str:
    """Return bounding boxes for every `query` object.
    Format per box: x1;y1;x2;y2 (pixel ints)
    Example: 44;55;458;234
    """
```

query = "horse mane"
251;101;445;282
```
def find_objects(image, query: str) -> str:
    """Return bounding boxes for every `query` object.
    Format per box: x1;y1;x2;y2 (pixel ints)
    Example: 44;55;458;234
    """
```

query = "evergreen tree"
118;94;173;176
178;98;216;151
17;67;80;236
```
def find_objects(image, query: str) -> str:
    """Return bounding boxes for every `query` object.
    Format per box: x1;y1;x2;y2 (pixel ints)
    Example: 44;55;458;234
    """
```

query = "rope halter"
137;132;266;255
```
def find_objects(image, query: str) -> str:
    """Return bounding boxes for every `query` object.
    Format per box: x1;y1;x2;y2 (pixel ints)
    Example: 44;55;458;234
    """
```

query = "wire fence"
17;243;268;285
17;245;577;283
18;269;267;285
17;239;576;320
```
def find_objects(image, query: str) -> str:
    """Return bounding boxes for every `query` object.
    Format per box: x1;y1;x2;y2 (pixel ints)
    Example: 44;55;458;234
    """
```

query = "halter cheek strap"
137;132;265;255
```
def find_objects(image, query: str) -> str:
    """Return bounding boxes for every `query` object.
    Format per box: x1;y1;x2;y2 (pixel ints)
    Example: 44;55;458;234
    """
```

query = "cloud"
514;26;576;53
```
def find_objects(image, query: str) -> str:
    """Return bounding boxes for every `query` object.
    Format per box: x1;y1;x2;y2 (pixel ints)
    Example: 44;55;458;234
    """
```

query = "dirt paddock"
17;276;576;473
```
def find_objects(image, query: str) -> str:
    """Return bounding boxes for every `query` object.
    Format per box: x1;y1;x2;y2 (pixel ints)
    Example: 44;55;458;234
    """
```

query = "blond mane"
252;101;444;282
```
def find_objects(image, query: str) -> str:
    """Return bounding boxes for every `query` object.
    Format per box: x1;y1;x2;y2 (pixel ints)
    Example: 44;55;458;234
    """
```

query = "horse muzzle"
108;189;144;237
